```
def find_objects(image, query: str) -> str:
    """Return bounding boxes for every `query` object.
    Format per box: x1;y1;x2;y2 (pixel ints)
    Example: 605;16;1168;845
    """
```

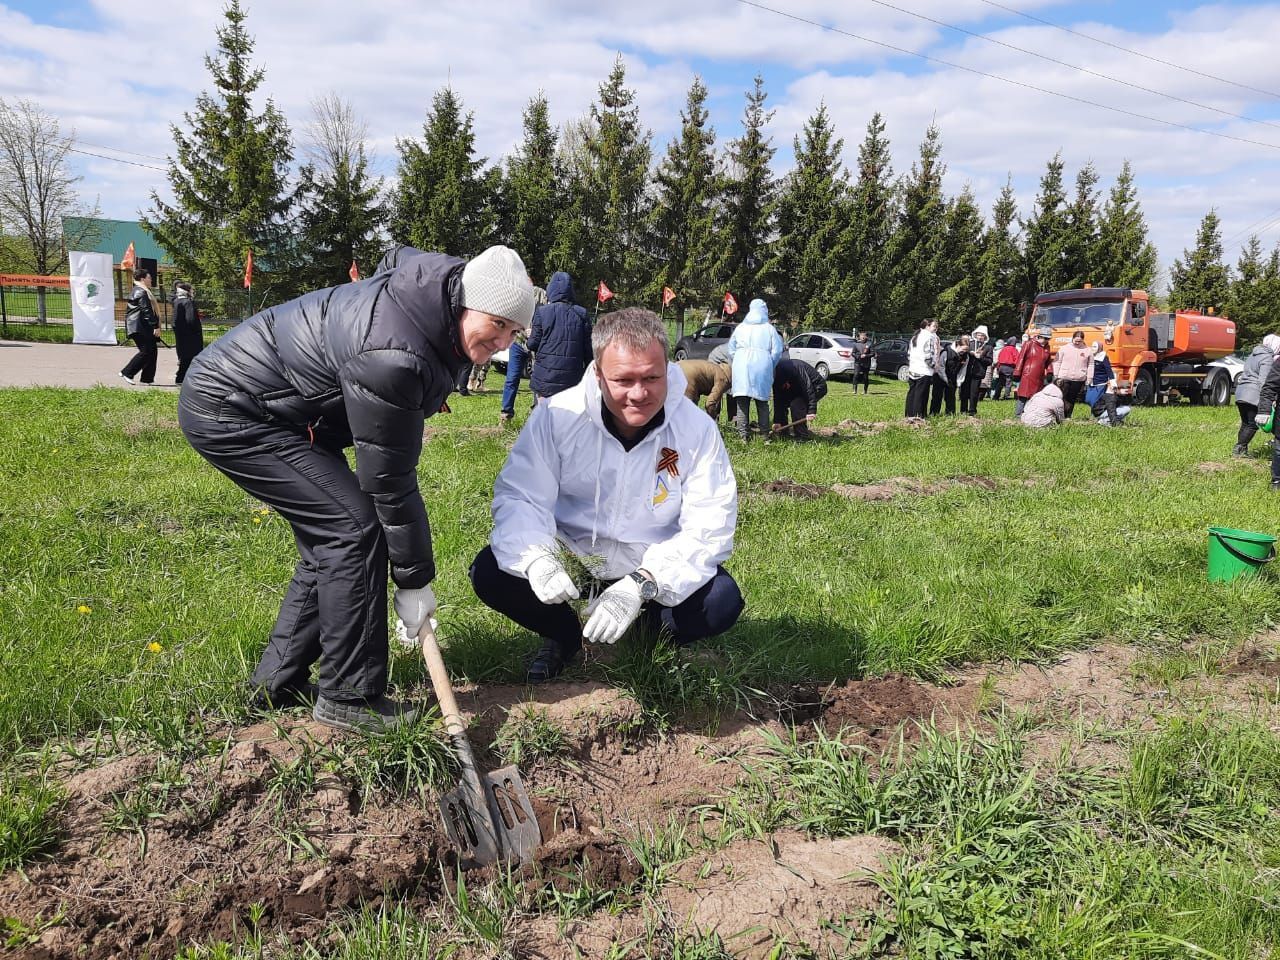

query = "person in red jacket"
991;337;1020;400
1013;328;1052;417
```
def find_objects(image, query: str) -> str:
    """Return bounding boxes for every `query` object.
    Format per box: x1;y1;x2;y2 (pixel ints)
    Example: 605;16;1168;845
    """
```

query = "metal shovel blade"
438;764;541;866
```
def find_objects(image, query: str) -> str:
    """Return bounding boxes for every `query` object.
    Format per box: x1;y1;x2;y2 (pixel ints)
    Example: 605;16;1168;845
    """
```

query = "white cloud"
4;0;1280;275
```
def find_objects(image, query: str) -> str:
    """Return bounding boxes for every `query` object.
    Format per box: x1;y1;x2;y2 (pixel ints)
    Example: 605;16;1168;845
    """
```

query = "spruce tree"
576;55;652;302
720;75;777;306
506;93;560;286
885;123;948;325
1170;210;1230;314
974;178;1025;335
649;77;719;312
832;112;895;332
1022;153;1069;297
770;103;848;328
546;115;594;295
391;86;492;256
1095;160;1157;289
1060;162;1100;289
1227;235;1271;344
143;0;294;314
935;186;984;334
293;95;385;291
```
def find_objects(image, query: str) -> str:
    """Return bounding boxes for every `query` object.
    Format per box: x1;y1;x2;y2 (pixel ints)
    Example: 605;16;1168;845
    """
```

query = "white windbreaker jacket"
490;362;738;606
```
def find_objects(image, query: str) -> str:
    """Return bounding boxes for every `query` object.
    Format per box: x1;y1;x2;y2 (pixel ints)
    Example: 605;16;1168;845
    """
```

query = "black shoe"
526;639;578;684
247;681;319;713
312;694;418;734
1233;444;1248;458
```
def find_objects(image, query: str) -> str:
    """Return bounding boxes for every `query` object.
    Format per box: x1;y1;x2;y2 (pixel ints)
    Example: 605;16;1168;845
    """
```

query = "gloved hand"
582;577;643;645
393;614;438;650
527;554;579;605
393;585;437;637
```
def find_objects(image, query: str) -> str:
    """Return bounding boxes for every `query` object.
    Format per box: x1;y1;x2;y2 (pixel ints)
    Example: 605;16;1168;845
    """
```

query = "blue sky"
5;0;1280;290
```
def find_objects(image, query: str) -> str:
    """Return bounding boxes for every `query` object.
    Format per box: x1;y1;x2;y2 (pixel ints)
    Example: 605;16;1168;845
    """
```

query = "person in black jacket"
961;326;993;416
1255;356;1280;491
772;357;827;440
527;271;591;399
172;282;203;384
120;268;160;384
177;245;536;732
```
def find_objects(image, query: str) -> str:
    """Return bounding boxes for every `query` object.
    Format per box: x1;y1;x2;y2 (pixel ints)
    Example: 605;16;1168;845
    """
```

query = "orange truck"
1026;287;1236;406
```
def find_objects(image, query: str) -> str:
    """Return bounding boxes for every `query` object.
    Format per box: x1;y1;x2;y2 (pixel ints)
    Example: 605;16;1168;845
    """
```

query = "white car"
1208;352;1245;386
490;346;510;373
785;331;861;379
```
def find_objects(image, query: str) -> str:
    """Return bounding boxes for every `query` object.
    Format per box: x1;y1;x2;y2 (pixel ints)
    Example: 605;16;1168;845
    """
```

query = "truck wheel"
1135;368;1156;406
1204;370;1231;407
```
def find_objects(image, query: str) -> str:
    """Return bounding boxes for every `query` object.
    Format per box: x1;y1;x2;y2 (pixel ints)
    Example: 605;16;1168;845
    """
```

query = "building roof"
62;217;173;265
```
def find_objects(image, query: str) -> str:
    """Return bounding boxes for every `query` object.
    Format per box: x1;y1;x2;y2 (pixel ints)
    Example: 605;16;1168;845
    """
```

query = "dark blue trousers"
468;546;744;656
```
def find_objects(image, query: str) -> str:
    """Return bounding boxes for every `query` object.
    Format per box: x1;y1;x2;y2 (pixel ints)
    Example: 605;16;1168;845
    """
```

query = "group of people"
904;319;1131;429
118;268;205;386
176;245;743;733
675;299;829;442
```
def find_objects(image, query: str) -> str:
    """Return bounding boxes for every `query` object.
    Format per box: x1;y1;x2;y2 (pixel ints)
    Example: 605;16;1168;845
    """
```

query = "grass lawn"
3;372;1280;957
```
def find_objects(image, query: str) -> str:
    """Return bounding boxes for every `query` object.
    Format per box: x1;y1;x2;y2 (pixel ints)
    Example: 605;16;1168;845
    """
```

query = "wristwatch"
628;570;659;602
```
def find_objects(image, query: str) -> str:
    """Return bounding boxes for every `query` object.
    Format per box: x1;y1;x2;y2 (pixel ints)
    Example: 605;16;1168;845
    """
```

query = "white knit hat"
460;245;536;329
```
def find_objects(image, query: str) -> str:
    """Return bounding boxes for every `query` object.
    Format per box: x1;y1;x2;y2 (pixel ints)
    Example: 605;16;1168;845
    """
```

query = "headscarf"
1264;333;1280;355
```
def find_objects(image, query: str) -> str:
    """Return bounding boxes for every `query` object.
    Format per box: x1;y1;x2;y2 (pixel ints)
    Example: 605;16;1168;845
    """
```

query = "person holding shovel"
178;244;537;732
771;356;826;440
469;307;743;683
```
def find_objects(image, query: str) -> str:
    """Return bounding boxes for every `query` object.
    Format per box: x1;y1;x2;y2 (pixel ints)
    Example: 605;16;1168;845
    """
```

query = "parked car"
490;346;510;373
874;337;910;380
1208;351;1245;387
673;322;738;361
785;331;860;379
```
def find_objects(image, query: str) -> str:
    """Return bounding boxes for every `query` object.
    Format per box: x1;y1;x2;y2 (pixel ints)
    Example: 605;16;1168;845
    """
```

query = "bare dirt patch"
762;475;999;502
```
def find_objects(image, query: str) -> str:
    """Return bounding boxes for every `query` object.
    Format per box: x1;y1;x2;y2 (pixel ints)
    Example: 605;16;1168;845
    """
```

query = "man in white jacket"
470;307;744;682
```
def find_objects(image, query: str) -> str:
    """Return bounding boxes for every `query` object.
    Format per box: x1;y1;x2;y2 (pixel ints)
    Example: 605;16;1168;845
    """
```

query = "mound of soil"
816;675;942;746
1223;646;1280;677
762;475;998;502
662;831;900;958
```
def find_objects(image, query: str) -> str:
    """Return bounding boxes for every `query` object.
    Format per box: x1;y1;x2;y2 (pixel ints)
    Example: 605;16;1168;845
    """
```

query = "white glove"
527;554;579;605
393;615;438;650
393;585;437;636
582;577;643;645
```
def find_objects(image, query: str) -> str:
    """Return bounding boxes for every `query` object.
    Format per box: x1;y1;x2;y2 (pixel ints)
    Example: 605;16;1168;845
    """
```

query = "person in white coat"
726;298;784;441
470;307;744;682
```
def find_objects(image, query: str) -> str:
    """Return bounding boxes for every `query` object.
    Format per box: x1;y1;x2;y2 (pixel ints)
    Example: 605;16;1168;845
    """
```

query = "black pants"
178;401;390;702
961;378;984;416
929;374;956;415
905;376;930;417
774;396;813;439
1237;401;1260;448
1060;379;1086;418
854;365;871;393
469;546;744;658
734;395;770;439
121;329;158;383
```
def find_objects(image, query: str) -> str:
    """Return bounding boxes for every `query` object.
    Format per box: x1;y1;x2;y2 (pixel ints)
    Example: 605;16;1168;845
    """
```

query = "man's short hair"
133;268;149;282
592;307;668;364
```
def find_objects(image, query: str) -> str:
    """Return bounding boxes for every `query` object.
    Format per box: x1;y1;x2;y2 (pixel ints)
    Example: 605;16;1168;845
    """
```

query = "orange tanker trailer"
1026;287;1236;406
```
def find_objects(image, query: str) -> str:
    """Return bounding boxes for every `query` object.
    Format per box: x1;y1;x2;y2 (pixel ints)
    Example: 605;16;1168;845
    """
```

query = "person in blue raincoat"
726;298;784;441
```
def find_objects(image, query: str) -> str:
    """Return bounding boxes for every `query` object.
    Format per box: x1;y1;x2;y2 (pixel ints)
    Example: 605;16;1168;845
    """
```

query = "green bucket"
1207;526;1277;582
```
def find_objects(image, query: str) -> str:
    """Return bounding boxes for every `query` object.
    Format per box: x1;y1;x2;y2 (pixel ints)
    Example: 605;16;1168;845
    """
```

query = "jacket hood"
742;299;769;325
546;272;576;305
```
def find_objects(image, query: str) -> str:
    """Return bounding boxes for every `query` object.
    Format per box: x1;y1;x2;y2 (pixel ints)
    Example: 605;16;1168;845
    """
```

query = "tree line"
3;0;1277;343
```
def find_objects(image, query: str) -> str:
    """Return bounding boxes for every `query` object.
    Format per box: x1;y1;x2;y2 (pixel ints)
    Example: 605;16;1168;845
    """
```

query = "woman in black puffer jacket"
177;245;535;732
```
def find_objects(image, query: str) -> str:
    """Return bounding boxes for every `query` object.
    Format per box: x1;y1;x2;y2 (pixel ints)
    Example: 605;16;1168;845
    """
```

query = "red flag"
723;291;738;315
243;249;254;289
597;281;614;303
121;241;136;271
662;286;676;307
348;260;360;282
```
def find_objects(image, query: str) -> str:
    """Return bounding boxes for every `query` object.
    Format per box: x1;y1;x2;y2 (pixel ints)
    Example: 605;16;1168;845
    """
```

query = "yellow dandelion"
258;506;270;515
77;604;92;614
147;641;163;653
253;517;262;524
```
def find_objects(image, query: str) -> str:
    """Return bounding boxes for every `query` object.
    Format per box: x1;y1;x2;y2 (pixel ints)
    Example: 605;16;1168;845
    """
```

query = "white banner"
70;251;116;345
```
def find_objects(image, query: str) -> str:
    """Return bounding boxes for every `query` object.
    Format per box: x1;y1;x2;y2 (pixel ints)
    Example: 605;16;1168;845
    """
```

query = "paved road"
0;339;182;389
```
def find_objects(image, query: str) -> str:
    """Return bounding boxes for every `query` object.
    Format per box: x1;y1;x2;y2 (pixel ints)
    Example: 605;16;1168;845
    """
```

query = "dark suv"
673;322;738;360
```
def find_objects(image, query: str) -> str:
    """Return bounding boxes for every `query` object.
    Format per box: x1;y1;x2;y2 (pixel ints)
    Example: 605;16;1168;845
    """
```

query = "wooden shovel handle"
419;621;483;777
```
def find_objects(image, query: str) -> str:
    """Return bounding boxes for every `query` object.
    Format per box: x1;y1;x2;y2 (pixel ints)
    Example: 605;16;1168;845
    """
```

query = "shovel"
418;621;541;866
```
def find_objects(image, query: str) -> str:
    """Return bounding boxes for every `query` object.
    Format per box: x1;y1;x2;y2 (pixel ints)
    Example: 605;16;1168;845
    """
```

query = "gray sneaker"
312;694;419;734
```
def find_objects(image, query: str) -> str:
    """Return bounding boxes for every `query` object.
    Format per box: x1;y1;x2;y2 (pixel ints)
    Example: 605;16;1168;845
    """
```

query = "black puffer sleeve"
1258;356;1280;413
339;349;433;588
